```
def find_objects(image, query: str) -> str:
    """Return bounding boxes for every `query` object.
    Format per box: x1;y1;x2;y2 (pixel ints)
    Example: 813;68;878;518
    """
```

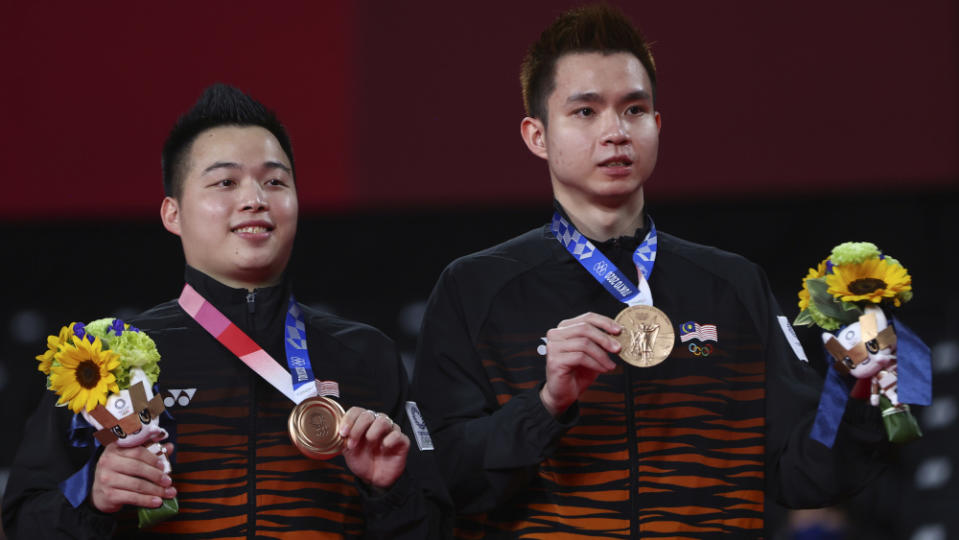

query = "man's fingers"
132;445;169;468
549;318;623;353
99;487;167;509
339;406;362;433
381;428;410;452
341;407;377;449
100;468;173;498
110;444;165;465
581;339;619;370
548;336;618;370
92;460;177;513
102;454;172;490
339;406;369;438
120;453;170;486
101;447;166;482
556;312;622;334
363;414;399;444
339;407;406;452
552;350;616;374
92;442;178;513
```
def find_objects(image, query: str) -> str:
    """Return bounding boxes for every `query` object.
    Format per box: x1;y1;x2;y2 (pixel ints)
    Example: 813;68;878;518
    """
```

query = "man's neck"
189;266;283;292
556;190;645;242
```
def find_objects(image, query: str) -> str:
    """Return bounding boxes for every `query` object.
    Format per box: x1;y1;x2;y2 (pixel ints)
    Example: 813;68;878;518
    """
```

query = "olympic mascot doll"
794;242;931;446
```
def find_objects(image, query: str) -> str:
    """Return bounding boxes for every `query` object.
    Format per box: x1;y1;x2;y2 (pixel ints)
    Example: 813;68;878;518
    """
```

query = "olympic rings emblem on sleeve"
688;343;713;357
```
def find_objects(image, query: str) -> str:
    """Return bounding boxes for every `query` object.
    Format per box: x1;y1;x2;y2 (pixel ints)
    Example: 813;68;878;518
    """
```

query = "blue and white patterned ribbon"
551;212;658;306
284;296;318;402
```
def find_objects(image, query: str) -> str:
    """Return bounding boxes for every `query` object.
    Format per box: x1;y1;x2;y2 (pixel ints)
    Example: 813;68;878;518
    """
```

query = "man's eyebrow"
263;161;292;173
202;161;241;174
565;89;653;105
566;92;602;104
622;89;652;102
201;161;292;174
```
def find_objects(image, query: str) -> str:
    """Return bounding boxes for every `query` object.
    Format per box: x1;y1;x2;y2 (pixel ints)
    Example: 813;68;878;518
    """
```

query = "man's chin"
589;184;645;206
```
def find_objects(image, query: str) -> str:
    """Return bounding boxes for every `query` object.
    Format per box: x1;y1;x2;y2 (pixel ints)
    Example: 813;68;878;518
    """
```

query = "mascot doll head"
821;306;897;379
82;368;169;471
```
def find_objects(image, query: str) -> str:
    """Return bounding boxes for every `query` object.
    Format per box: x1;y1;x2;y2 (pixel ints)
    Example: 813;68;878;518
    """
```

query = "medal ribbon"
179;284;335;404
285;298;317;397
551;212;658;306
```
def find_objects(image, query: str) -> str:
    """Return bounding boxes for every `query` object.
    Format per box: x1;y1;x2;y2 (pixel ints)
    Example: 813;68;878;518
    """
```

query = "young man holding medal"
4;84;450;538
412;5;890;537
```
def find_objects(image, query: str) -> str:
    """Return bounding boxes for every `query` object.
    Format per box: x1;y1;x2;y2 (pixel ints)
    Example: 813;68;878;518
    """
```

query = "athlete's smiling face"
161;125;298;290
522;52;661;208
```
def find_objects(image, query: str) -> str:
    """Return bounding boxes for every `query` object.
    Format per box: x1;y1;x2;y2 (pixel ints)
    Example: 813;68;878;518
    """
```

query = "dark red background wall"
2;5;958;537
3;1;956;220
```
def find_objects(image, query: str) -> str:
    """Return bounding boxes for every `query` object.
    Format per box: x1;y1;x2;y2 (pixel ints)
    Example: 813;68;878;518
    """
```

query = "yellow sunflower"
826;257;912;306
797;259;828;310
49;336;120;413
36;323;75;375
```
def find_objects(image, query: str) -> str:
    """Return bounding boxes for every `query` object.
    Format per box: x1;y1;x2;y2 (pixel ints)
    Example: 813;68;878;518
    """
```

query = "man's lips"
599;156;633;167
231;222;274;234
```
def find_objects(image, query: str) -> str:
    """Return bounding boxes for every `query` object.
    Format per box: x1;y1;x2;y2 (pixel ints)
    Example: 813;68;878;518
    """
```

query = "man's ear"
160;196;182;236
520;117;548;160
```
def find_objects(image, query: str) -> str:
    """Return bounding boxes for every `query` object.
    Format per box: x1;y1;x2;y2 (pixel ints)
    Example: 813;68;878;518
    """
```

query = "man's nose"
601;113;629;145
239;180;268;211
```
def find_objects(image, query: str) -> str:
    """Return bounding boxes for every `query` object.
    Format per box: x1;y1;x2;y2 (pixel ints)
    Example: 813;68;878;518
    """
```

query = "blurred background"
1;1;956;538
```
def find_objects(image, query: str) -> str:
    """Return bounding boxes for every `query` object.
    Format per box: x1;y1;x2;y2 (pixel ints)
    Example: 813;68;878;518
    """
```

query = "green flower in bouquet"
794;242;912;329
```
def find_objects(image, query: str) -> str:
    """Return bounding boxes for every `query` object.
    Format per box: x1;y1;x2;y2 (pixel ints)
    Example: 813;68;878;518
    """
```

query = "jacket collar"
183;265;293;338
551;198;650;252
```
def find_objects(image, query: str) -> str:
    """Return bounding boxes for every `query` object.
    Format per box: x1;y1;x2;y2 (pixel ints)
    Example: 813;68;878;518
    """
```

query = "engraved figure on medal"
630;321;660;365
613;305;674;367
288;396;346;459
308;409;333;441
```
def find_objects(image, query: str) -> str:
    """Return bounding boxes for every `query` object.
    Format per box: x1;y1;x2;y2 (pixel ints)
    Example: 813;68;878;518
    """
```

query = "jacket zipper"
624;364;640;538
246;290;257;538
619;252;642;538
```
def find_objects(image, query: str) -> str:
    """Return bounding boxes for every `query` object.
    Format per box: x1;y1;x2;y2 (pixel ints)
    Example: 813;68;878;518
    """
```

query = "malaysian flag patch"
679;321;718;343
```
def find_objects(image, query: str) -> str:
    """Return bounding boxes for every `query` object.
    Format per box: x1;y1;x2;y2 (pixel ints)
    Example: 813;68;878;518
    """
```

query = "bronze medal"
612;305;675;368
288;396;346;460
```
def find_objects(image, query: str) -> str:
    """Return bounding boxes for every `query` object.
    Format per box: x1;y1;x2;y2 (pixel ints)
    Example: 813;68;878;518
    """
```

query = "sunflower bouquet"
795;241;912;330
794;242;930;446
36;318;178;528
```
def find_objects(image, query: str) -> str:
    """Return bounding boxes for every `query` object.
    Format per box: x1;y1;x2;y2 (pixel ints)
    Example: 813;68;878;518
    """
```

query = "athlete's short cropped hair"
162;84;295;198
520;4;657;122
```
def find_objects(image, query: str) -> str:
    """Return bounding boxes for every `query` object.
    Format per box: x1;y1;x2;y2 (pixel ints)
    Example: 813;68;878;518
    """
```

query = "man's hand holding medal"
539;307;674;417
288;396;410;489
542;214;674;417
339;407;410;490
540;312;621;417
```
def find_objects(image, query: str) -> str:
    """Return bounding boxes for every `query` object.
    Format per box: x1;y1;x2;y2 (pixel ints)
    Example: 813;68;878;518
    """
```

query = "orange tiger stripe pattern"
145;383;366;538
458;324;766;538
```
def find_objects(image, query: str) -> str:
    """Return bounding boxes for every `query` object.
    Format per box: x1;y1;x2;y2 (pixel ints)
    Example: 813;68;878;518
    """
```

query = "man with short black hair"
4;83;450;538
412;5;889;537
